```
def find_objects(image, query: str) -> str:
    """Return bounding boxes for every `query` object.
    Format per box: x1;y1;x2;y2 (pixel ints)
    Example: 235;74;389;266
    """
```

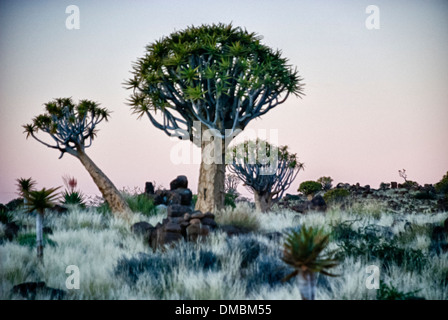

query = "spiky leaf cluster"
24;187;60;215
23;98;110;158
226;139;303;200
282;225;339;282
125;23;304;140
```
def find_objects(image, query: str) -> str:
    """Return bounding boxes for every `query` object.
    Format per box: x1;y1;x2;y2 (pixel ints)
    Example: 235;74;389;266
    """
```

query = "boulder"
145;182;155;195
157;230;184;247
201;217;218;229
170;175;188;190
131;222;155;241
167;204;192;217
186;224;210;242
310;195;327;212
173;188;193;206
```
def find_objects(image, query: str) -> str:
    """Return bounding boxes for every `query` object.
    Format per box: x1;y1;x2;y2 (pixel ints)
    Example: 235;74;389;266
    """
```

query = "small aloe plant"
23;187;60;261
282;225;339;300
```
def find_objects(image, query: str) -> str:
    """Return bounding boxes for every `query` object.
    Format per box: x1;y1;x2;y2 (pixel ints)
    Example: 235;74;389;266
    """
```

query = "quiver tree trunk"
36;211;44;261
195;125;226;213
254;192;272;213
77;149;130;217
298;271;316;300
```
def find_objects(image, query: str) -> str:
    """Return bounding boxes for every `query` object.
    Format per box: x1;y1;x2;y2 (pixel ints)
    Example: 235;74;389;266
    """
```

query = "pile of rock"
287;195;327;214
132;175;218;251
145;175;192;206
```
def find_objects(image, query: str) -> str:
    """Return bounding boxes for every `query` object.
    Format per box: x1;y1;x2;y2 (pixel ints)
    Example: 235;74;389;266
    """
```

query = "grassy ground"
1;200;447;300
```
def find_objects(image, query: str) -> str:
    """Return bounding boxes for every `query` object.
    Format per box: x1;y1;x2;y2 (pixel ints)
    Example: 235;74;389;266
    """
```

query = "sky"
0;0;447;204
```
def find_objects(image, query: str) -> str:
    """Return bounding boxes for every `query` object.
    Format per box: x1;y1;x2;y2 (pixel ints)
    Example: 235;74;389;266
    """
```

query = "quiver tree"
17;179;60;262
227;139;304;212
125;23;304;213
23;98;130;217
282;226;339;300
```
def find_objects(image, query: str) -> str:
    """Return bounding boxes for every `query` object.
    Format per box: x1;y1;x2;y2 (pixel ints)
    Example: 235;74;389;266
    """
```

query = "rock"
131;222;155;241
310;195;327;212
186;224;209;242
190;218;201;225
166;191;182;205
145;182;155;195
444;218;448;233
168;217;184;224
164;222;182;233
12;282;66;300
167;204;192;217
191;211;205;219
153;189;167;206
183;213;191;221
204;212;215;219
170;175;188;190
156;229;183;247
201;217;218;229
173;188;193;206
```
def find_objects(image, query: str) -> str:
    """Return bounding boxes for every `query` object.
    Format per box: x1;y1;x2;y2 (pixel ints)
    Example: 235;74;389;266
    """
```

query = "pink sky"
1;0;447;204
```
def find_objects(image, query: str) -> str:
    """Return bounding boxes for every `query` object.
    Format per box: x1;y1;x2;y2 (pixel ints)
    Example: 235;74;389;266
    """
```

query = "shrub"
246;255;293;292
298;181;322;197
413;191;436;200
115;248;221;286
215;203;260;232
400;180;419;190
317;177;333;191
435;171;448;195
379;182;390;190
323;189;350;204
224;192;238;209
6;198;24;212
334;223;427;272
377;282;422;300
0;206;14;224
192;194;198;207
62;191;86;207
61;175;86;208
124;193;157;216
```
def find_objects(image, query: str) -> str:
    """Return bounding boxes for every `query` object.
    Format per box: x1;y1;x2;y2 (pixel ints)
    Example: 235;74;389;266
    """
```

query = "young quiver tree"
227;139;304;212
125;23;304;213
24;186;60;261
282;226;339;300
23;98;130;217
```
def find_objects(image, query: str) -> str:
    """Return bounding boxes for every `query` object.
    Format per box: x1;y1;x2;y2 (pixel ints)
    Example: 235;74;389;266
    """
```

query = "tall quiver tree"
125;23;304;213
227;139;304;212
23;98;130;217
